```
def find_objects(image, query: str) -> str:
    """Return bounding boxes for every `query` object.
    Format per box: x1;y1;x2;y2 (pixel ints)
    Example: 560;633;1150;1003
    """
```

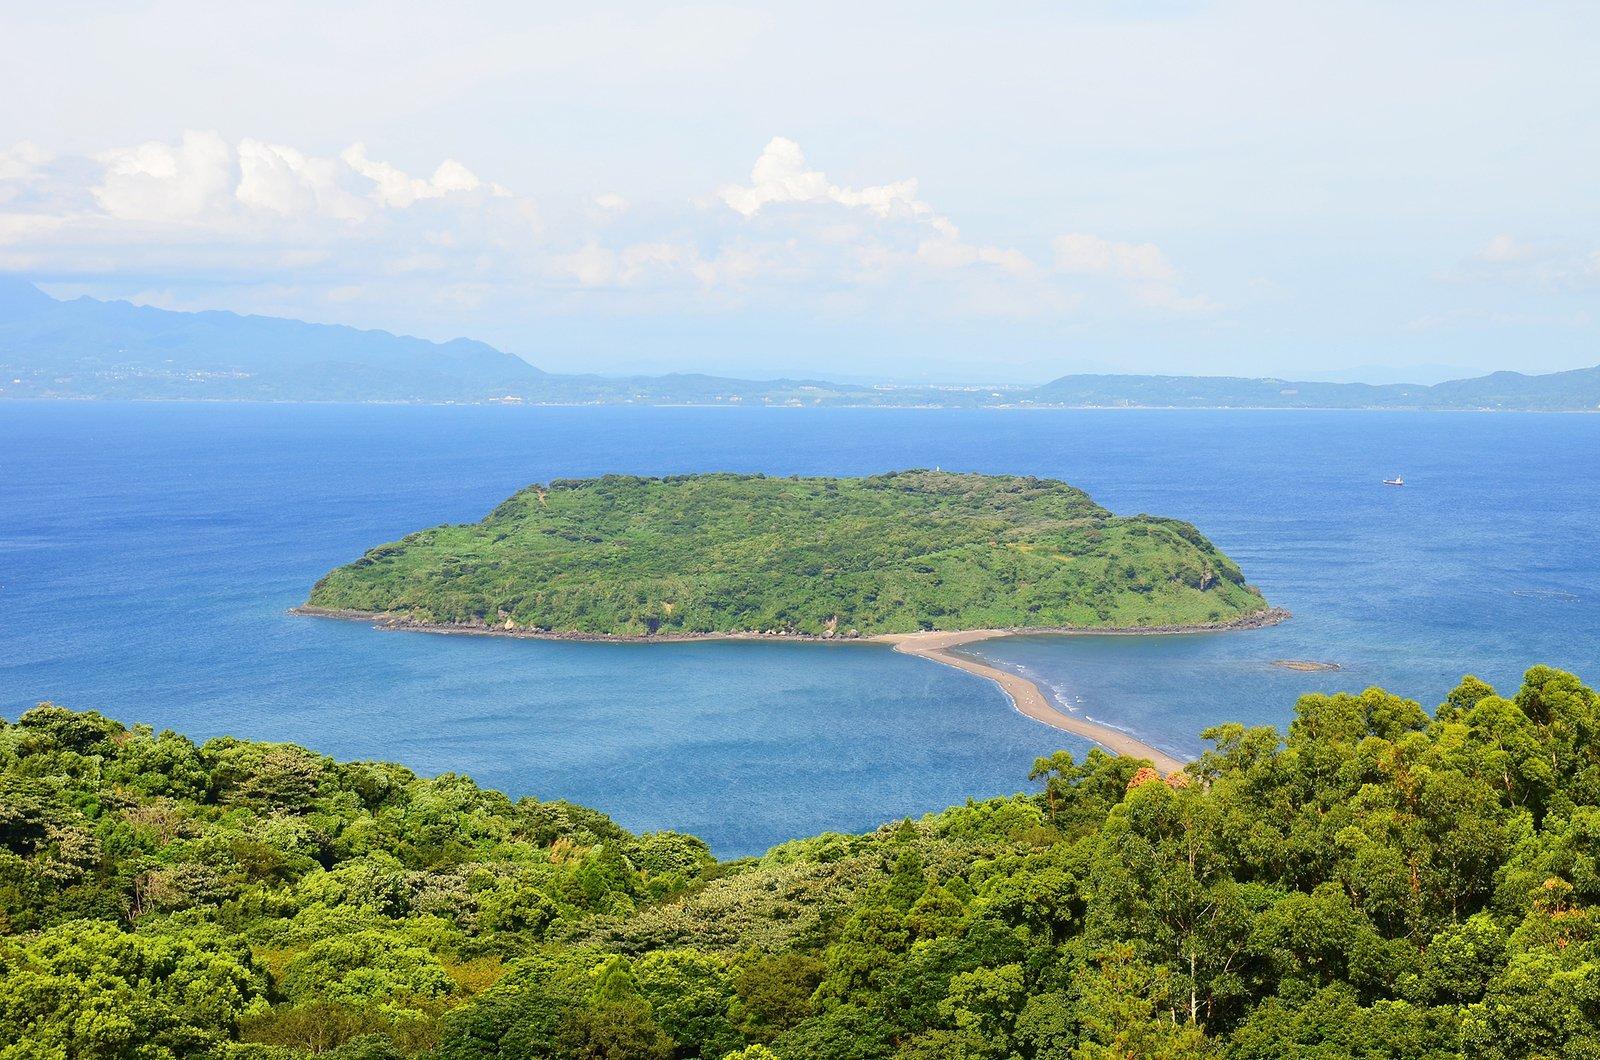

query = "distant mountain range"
0;277;542;403
3;277;1597;410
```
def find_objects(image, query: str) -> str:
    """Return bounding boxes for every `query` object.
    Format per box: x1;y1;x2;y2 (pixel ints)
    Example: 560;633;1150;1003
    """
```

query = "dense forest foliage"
306;471;1269;636
5;665;1600;1057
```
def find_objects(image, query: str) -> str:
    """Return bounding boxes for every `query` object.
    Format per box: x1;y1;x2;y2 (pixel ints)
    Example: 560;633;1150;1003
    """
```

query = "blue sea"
2;403;1597;856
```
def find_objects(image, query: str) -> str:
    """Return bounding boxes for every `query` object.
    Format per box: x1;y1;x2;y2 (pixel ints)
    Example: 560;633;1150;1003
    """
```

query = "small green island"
303;470;1276;638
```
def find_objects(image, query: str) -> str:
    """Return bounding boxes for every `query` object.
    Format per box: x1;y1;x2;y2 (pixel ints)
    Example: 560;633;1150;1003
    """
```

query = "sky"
1;2;1597;384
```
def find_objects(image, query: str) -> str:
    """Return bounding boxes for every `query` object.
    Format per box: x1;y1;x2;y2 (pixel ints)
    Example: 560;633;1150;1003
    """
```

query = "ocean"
2;402;1596;855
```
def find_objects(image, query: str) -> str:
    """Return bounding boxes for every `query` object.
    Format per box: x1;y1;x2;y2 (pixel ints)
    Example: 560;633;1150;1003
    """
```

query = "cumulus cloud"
0;129;555;322
341;143;508;208
717;136;1043;287
77;131;517;233
92;130;236;222
236;139;367;221
1;130;1216;325
719;137;933;221
916;222;1033;276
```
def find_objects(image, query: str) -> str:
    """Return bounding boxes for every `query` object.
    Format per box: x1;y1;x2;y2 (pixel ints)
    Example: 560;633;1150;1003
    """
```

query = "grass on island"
5;666;1599;1056
307;470;1270;636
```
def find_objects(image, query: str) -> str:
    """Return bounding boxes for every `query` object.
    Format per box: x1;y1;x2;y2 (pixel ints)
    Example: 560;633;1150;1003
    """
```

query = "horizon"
3;3;1598;384
7;276;1595;390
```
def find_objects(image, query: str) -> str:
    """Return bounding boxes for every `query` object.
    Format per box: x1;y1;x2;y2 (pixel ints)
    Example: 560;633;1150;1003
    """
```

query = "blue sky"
1;1;1596;383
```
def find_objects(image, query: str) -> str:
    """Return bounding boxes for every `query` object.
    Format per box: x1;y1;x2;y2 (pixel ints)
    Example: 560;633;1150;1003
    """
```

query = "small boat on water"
1383;475;1405;486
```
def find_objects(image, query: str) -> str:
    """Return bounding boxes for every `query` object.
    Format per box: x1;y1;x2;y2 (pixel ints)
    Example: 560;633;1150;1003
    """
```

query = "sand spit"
293;606;1291;775
881;629;1188;774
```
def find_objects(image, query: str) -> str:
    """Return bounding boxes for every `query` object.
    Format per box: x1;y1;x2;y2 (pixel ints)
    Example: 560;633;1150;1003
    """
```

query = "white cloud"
341;143;506;208
916;226;1033;276
719;137;931;220
92;130;235;222
717;137;1041;286
80;133;518;230
0;131;548;309
236;139;367;221
0;130;1216;327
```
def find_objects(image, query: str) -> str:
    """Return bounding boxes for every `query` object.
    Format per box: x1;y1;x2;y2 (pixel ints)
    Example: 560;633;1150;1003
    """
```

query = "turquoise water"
2;403;1596;854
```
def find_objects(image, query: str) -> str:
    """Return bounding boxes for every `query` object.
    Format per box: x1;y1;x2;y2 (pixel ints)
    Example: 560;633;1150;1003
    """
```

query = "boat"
1383;475;1404;486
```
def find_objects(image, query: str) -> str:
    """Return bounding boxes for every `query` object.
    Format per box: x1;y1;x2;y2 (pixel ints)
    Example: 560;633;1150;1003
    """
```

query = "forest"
4;665;1599;1058
305;471;1270;636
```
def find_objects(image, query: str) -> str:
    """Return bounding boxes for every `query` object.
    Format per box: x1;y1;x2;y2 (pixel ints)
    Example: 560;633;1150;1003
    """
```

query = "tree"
0;919;269;1057
1069;945;1210;1059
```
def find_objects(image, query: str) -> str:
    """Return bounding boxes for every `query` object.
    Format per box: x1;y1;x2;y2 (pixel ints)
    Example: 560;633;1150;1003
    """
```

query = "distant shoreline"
4;396;1596;413
291;605;1289;771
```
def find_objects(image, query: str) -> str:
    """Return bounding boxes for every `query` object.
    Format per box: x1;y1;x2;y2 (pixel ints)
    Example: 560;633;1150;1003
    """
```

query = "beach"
882;629;1188;774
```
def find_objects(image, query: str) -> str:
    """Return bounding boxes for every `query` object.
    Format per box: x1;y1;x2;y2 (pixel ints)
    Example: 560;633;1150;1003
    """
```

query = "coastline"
292;605;1288;772
881;629;1188;774
5;397;1595;413
289;604;1290;645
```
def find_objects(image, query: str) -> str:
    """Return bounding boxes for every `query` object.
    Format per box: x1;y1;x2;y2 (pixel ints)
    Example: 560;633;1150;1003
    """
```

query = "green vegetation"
306;471;1270;636
6;666;1600;1056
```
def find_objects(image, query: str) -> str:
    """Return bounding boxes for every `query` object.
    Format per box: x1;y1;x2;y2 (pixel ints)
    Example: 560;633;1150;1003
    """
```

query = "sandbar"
294;605;1290;775
881;629;1187;774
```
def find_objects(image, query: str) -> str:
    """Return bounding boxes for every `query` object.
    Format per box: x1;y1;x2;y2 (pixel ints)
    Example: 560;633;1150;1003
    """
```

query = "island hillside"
5;666;1599;1056
304;470;1272;636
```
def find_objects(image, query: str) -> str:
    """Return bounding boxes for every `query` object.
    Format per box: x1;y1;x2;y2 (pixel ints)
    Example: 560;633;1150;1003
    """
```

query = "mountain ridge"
3;277;1597;409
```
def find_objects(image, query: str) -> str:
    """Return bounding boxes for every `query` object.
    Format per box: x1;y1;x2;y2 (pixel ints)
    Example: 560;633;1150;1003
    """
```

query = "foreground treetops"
3;665;1598;1057
305;470;1272;637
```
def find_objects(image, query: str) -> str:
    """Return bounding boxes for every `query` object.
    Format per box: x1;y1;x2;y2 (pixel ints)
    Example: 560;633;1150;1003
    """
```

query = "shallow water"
1;402;1596;854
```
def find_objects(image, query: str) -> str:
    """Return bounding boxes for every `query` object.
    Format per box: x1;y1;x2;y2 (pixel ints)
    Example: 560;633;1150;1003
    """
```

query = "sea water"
2;403;1596;854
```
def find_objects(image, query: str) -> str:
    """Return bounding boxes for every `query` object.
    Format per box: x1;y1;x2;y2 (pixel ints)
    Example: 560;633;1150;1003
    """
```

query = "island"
299;470;1286;766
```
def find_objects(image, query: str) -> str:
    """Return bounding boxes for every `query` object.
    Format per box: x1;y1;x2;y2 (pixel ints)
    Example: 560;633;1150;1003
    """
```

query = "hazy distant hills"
1026;369;1600;411
0;277;544;403
2;278;1597;409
